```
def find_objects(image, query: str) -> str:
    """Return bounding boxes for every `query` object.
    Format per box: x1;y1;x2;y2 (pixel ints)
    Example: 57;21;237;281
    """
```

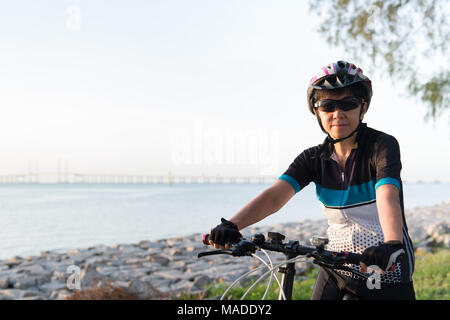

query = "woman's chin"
331;128;350;139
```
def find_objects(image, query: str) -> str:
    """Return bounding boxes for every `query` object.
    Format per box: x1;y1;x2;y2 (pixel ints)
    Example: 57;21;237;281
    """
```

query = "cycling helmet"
307;60;372;115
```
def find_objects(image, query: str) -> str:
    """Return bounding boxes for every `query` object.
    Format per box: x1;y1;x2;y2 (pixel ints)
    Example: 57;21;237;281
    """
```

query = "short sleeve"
373;135;402;191
279;148;315;193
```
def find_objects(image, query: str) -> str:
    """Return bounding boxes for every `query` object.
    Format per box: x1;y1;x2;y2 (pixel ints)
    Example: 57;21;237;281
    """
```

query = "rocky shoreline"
0;202;449;300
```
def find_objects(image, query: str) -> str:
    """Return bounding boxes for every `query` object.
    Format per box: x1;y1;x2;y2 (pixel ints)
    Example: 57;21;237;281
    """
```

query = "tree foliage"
309;0;449;121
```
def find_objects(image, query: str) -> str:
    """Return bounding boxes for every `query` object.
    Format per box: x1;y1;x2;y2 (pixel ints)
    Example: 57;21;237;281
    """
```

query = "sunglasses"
314;97;364;113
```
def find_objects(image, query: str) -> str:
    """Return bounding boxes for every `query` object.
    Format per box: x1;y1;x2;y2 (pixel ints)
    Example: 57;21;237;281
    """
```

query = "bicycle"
198;231;400;300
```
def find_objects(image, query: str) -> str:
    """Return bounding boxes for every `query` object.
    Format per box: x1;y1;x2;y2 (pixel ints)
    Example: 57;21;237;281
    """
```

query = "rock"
185;246;197;253
125;258;145;265
295;261;314;275
0;289;26;300
148;254;169;266
169;260;187;271
435;234;450;248
140;275;172;288
192;275;213;289
52;289;72;300
165;248;184;256
111;280;131;289
13;277;37;289
117;244;142;254
128;280;155;297
0;276;10;289
96;265;118;276
1;257;23;269
21;295;45;300
40;280;67;293
426;222;450;239
414;239;435;253
80;263;103;288
51;270;68;282
86;256;110;266
185;261;210;273
137;240;156;250
152;270;186;283
166;237;185;247
171;279;194;293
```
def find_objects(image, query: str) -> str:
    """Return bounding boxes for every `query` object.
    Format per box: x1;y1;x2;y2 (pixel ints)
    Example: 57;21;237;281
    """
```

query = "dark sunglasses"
314;97;364;113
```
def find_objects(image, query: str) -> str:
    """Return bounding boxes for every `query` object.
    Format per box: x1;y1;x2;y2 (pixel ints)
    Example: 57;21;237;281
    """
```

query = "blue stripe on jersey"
279;174;301;193
315;179;376;208
375;177;401;191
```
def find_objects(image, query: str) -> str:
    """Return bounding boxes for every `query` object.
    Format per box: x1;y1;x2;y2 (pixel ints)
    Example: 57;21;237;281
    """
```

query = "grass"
413;248;449;300
175;248;450;300
174;268;319;300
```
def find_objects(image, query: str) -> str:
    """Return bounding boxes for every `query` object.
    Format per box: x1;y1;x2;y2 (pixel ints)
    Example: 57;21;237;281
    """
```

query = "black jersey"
279;123;415;284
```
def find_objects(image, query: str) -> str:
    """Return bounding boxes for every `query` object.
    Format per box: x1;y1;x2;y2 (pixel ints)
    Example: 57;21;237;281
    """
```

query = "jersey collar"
319;122;368;160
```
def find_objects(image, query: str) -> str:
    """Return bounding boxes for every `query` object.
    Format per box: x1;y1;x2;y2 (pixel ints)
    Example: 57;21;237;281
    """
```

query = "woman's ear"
360;102;368;120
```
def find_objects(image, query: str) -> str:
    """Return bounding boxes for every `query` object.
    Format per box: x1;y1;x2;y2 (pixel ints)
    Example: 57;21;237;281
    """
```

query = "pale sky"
0;0;449;182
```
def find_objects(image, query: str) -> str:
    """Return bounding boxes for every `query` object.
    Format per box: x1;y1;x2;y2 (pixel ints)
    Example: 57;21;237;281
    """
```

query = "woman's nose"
332;108;345;118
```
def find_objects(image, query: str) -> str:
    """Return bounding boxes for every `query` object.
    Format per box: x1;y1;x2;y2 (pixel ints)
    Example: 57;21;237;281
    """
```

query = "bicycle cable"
241;250;282;300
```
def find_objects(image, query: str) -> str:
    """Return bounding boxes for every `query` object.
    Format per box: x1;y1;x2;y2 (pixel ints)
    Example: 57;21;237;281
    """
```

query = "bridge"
0;173;278;184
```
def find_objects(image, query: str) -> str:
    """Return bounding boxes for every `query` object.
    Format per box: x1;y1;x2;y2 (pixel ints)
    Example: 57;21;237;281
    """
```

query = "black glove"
360;241;405;272
209;218;242;246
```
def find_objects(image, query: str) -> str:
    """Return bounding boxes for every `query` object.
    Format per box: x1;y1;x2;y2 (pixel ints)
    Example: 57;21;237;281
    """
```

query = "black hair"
311;82;370;105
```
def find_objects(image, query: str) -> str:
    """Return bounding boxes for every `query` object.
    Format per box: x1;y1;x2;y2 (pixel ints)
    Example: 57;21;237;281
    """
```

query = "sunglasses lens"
316;100;337;112
315;97;361;113
339;98;361;111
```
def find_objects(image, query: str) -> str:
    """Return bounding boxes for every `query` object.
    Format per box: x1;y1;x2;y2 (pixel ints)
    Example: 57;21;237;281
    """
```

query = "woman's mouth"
333;124;348;127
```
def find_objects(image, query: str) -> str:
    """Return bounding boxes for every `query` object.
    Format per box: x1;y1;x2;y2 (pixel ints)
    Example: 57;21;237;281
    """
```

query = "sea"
0;182;449;260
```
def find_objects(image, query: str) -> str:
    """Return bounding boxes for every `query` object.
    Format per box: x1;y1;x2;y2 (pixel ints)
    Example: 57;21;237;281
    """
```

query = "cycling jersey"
279;123;415;284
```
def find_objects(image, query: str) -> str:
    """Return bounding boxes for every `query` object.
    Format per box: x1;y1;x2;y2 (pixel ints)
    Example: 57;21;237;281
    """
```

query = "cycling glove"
209;218;242;246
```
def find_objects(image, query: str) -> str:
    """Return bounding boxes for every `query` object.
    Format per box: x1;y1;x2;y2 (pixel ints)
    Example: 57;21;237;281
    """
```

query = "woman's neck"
333;135;358;159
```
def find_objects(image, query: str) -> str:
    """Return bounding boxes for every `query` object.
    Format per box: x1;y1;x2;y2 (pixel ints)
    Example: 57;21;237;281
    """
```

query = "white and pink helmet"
307;61;372;114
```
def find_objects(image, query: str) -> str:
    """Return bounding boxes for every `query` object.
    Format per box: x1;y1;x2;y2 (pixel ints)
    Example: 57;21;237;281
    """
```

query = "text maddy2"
177;304;272;317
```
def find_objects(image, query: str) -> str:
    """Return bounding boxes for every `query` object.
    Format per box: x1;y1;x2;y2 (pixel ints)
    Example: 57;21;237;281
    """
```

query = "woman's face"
314;90;367;140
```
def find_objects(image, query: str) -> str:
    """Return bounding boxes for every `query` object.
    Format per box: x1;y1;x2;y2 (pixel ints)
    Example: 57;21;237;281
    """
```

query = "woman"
207;61;415;300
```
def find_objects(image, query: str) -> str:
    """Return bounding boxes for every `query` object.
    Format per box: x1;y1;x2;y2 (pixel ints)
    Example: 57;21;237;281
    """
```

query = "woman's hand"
360;241;405;274
207;218;242;250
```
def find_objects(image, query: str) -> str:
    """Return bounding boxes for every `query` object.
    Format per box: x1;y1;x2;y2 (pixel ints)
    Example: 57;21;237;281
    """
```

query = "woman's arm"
229;179;295;230
376;184;403;243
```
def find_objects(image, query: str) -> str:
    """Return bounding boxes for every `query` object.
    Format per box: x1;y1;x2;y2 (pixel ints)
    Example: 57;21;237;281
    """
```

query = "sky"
0;0;449;182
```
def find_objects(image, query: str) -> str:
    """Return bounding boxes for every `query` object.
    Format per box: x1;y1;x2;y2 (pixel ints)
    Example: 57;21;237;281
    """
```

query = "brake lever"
197;250;232;258
198;238;259;258
231;239;258;256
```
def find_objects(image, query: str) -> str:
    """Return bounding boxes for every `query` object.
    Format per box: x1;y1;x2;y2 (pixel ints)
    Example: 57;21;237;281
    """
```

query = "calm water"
0;182;449;260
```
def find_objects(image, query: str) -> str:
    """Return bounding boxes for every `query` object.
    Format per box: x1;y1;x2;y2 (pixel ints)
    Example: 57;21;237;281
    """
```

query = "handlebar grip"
201;233;242;246
345;252;362;265
202;234;210;245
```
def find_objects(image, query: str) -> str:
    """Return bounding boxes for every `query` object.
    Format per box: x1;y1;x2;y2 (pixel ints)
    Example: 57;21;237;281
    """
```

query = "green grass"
413;248;449;300
175;248;449;300
174;268;319;300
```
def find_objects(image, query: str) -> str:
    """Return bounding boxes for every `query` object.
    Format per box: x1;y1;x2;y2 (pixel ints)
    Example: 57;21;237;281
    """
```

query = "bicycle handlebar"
200;232;362;266
199;231;405;300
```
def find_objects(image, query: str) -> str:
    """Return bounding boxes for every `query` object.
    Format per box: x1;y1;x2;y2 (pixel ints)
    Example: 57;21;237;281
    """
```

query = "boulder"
12;277;38;290
0;276;10;289
192;275;213;289
80;263;103;288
